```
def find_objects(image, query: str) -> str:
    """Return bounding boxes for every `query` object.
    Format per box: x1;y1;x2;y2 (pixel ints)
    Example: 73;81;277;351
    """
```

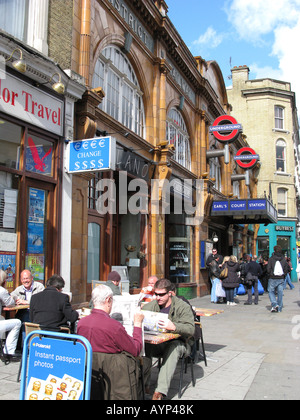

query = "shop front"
0;70;64;291
257;221;298;282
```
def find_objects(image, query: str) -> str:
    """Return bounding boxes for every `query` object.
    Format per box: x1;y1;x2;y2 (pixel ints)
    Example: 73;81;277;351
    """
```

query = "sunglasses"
154;291;169;297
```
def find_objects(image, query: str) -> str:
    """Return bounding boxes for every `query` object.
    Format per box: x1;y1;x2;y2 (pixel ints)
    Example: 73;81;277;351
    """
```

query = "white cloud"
227;0;300;42
192;26;224;49
227;0;300;109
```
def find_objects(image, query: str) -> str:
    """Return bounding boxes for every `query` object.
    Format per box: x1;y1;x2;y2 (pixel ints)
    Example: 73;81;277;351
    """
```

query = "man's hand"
133;312;144;328
158;319;176;332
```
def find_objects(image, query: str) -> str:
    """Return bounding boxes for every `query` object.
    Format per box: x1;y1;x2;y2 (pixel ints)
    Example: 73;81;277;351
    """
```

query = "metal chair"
178;351;196;398
194;319;207;366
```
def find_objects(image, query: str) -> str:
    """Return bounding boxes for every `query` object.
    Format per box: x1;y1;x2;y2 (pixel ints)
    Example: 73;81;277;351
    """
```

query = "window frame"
277;188;287;217
275;106;284;130
92;46;145;138
166;108;191;171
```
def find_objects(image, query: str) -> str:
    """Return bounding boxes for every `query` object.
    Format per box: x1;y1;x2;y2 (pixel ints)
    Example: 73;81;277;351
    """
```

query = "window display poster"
26;254;45;283
0;252;16;292
27;188;45;254
28;188;46;224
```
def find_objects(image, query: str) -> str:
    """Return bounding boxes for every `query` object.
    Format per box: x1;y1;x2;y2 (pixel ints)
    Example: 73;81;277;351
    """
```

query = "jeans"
284;273;295;290
246;280;259;304
145;339;187;396
268;278;285;312
225;288;235;303
211;277;221;303
0;319;22;354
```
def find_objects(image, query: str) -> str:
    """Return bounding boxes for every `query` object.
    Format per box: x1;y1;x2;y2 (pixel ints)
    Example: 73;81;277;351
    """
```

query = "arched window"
276;139;286;172
277;188;287;217
166;108;191;170
92;46;145;137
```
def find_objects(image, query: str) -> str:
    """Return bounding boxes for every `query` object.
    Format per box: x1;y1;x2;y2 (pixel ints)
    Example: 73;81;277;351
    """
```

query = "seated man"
138;275;158;305
77;285;151;400
29;275;78;331
0;270;21;356
11;269;44;341
78;284;144;356
143;278;195;400
106;271;122;296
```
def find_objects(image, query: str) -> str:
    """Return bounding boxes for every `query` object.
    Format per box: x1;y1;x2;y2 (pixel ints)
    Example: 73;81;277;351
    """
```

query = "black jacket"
245;261;263;278
30;286;78;330
267;252;289;280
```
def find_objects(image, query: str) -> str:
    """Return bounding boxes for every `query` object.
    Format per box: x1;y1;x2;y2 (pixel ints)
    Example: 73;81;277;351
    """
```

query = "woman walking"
221;255;240;306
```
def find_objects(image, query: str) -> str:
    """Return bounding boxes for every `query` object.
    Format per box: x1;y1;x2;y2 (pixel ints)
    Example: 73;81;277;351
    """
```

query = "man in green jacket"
143;278;195;400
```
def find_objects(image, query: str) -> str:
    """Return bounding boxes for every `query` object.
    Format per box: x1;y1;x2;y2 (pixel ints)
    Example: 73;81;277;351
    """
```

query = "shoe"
271;306;279;313
244;302;252;305
227;301;230;305
230;302;237;306
152;391;163;400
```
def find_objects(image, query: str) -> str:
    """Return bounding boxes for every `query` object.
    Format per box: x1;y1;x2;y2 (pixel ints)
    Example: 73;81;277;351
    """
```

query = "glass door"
24;181;55;285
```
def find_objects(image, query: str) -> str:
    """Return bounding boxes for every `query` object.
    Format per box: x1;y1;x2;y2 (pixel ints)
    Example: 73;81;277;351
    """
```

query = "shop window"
168;214;194;284
277;188;287;217
275;106;284;130
276;139;286;172
87;223;101;283
257;237;269;258
25;134;54;177
88;173;103;210
92;46;145;137
277;236;290;257
0;119;23;170
166;109;191;171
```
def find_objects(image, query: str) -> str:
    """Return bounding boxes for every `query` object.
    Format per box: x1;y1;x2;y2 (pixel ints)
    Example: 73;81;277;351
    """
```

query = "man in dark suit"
29;275;78;331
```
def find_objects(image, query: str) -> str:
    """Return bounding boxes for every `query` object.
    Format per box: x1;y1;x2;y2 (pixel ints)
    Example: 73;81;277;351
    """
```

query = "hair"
0;269;7;286
154;278;172;292
274;245;282;254
223;256;230;263
46;274;65;290
229;255;237;263
92;284;113;307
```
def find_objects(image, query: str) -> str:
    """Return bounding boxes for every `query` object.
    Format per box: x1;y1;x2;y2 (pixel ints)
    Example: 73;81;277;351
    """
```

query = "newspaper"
141;310;168;335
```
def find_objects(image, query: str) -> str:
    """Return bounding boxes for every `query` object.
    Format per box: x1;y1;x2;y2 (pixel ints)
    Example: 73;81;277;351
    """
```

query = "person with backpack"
267;245;290;313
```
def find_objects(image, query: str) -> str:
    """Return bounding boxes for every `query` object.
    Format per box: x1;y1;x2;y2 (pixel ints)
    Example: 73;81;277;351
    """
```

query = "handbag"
219;264;228;279
245;271;256;287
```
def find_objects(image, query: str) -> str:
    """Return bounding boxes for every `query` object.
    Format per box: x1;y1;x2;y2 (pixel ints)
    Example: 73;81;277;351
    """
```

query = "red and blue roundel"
209;115;242;143
234;147;260;169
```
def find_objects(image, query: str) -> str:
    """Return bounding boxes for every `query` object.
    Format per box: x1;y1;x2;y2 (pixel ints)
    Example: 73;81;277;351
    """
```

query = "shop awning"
211;198;278;225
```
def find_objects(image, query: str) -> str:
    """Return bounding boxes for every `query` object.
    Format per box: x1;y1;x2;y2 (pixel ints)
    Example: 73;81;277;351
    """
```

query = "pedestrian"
206;248;223;304
221;255;240;306
244;255;262;305
259;256;269;292
267;245;290;313
283;257;295;290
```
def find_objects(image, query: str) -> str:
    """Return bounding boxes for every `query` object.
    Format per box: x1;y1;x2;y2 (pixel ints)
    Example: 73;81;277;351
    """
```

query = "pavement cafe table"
144;332;181;345
195;308;224;317
3;305;30;319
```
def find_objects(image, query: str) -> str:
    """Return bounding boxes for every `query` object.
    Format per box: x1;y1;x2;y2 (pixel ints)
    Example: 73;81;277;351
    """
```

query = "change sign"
68;136;116;174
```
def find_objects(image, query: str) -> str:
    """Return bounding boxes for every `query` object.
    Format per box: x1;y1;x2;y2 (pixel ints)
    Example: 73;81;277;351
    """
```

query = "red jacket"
77;309;143;357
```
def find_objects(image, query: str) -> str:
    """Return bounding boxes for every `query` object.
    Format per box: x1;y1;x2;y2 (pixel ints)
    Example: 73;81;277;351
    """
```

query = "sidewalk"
1;285;300;400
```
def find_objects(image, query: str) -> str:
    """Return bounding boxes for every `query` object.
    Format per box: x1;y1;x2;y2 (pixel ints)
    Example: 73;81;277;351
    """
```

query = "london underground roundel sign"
234;147;260;169
209;115;242;143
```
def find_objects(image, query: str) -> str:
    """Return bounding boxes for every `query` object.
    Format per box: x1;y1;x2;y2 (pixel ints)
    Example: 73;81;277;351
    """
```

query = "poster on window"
28;188;46;224
0;253;16;292
25;254;45;283
27;222;44;254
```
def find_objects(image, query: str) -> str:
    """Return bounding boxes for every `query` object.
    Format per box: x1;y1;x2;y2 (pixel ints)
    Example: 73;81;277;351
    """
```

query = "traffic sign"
234;147;260;169
209;115;242;143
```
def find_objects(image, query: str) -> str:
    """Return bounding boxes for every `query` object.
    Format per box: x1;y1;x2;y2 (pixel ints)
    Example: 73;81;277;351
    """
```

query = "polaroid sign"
68;136;116;174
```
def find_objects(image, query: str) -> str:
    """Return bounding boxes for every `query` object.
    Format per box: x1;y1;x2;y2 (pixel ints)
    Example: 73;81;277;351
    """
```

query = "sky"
167;0;300;111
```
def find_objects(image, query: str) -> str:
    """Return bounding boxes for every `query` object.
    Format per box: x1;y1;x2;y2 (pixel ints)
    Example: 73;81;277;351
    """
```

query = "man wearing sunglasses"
142;278;195;400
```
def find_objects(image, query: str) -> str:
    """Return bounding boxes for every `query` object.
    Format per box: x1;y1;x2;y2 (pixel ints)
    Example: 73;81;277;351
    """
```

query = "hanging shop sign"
234;147;260;169
68;136;116;174
209;115;242;143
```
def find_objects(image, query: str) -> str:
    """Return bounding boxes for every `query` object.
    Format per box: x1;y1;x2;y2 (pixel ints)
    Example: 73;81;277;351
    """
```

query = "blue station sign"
211;199;277;224
68;136;116;174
